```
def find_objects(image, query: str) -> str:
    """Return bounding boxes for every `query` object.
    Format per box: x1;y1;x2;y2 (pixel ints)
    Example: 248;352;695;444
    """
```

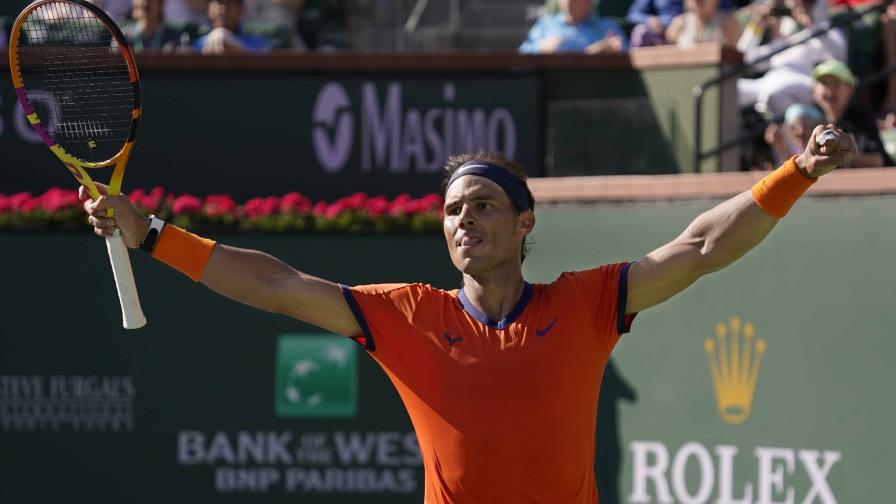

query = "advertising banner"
0;73;540;200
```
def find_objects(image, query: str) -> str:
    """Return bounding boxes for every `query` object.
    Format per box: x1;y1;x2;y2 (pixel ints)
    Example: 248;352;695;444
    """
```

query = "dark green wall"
526;195;896;503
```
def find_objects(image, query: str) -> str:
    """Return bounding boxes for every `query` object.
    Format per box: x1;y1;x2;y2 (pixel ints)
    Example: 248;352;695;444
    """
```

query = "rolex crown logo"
704;317;766;424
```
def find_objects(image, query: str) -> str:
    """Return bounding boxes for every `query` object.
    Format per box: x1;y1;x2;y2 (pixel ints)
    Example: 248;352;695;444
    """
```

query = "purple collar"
457;282;533;329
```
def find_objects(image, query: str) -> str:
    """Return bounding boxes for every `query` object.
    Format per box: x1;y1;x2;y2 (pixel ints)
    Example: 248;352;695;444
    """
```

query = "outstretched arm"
82;187;361;337
626;125;857;314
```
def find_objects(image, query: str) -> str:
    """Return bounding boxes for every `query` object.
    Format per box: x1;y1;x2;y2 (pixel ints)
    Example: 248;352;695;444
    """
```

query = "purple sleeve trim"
339;284;376;352
616;263;637;335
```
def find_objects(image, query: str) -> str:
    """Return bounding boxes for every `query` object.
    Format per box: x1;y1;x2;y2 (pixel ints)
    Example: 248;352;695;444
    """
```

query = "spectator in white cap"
813;60;893;167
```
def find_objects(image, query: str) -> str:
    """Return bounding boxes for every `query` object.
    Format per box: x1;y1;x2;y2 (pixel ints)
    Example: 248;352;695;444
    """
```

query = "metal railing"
401;0;461;50
692;1;894;171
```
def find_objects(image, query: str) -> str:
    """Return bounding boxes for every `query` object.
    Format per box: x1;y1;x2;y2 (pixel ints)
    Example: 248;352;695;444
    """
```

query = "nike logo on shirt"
444;332;463;346
536;317;559;337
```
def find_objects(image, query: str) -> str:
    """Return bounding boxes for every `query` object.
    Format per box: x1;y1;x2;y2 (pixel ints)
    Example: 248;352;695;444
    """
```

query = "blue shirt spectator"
626;0;683;27
520;0;628;54
193;26;272;52
193;0;272;53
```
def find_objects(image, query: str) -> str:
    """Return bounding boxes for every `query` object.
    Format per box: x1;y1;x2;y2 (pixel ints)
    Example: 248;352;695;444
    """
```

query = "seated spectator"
737;0;846;120
626;0;683;47
92;0;134;21
664;0;741;49
295;0;347;50
812;60;893;167
121;0;187;51
193;0;273;53
765;102;824;165
520;0;628;54
247;0;307;49
164;0;208;25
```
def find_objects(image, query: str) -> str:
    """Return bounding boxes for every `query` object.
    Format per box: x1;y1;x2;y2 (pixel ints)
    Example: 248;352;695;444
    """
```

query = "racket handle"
105;231;147;329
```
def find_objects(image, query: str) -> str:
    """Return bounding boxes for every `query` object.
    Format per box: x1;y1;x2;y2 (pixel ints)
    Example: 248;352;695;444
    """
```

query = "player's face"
443;176;533;277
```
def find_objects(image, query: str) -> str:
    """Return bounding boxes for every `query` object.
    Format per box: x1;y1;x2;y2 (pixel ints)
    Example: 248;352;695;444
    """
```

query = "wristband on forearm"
751;156;817;218
149;223;217;281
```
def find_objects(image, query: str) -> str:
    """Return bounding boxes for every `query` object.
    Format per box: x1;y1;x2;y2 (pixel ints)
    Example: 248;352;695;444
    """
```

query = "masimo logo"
310;81;517;173
705;317;766;424
312;83;354;173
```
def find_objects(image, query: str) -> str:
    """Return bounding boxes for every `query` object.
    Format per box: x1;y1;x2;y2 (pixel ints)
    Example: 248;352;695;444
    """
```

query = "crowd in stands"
518;0;895;168
49;0;348;52
0;0;892;168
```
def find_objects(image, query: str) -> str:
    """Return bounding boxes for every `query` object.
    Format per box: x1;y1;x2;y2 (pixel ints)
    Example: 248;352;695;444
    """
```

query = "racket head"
8;0;141;179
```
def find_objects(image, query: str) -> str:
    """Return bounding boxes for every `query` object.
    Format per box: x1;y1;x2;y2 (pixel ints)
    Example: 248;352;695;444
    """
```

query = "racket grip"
105;231;147;329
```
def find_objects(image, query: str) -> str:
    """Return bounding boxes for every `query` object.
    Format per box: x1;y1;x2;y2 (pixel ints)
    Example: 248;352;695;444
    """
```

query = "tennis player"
82;126;855;503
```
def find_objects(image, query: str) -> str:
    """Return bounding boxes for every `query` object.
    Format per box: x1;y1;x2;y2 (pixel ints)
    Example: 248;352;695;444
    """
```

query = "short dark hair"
442;151;535;262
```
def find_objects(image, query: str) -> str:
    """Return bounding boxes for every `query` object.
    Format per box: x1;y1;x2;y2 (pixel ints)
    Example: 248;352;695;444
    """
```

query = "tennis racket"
8;0;146;329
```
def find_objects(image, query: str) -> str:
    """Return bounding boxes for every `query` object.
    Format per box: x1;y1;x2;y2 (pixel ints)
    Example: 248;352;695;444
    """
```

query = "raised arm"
626;125;857;314
82;187;361;337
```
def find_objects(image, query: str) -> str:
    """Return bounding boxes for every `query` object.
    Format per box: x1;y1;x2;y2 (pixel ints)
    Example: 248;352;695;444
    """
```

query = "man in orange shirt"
82;126;854;503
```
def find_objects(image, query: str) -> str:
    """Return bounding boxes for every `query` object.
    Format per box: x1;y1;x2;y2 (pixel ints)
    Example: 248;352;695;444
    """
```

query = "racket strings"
15;1;136;164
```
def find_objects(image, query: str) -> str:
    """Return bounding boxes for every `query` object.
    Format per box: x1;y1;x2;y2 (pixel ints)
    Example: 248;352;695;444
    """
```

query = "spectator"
295;0;346;50
737;0;846;120
519;0;627;54
812;60;893;167
91;0;134;21
164;0;208;25
626;0;683;47
193;0;272;53
765;103;824;165
121;0;187;51
664;0;741;49
244;0;307;49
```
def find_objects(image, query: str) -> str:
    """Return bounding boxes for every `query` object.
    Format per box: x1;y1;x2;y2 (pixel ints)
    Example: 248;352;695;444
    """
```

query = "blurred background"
1;0;894;502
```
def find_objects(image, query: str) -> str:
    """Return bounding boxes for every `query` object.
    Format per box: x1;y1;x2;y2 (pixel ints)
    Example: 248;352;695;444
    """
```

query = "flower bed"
0;188;445;233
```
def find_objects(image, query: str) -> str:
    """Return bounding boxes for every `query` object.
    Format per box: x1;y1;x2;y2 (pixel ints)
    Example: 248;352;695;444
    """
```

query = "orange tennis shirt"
340;262;635;503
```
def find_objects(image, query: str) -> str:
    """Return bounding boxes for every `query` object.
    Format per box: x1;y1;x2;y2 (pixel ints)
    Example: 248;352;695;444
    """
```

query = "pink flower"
282;192;311;213
420;193;443;211
244;196;280;218
172;194;202;215
261;196;280;215
9;192;34;212
203;194;237;217
345;192;368;210
0;195;9;212
128;188;145;205
139;187;165;212
365;196;389;217
39;188;79;212
389;194;413;216
312;201;329;217
325;202;347;219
